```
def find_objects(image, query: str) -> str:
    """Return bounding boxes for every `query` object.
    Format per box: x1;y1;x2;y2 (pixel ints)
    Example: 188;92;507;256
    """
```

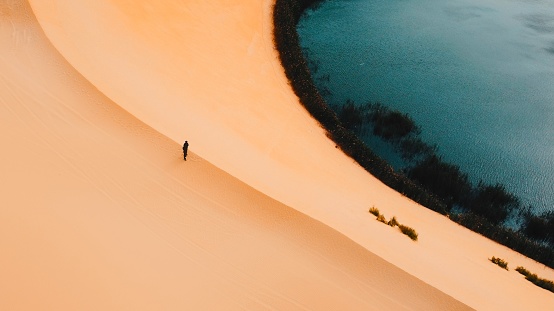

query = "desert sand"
0;0;552;309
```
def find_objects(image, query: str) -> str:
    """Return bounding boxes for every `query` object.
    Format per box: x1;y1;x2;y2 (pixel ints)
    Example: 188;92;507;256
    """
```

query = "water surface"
298;0;554;213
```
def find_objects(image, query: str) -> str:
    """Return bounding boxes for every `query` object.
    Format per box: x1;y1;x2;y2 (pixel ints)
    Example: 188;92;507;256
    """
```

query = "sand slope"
1;0;552;309
0;1;471;310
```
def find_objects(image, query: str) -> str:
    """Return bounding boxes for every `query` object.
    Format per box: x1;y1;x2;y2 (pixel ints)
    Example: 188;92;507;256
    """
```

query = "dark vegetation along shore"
272;0;554;269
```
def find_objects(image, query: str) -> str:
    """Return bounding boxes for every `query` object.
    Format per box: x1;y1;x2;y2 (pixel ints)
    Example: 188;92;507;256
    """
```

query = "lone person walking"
183;141;189;161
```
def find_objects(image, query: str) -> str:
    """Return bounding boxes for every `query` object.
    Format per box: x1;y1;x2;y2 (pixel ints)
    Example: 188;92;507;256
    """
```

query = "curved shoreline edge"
272;0;447;214
272;0;554;268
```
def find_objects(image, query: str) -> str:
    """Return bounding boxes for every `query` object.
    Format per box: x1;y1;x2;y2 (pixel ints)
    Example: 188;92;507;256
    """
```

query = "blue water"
298;0;554;213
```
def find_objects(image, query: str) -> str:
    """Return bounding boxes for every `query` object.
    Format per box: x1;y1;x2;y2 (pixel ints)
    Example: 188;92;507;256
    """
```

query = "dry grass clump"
489;256;509;270
398;224;418;241
387;216;399;227
376;214;387;224
369;207;418;241
369;206;380;217
516;266;530;276
516;266;554;293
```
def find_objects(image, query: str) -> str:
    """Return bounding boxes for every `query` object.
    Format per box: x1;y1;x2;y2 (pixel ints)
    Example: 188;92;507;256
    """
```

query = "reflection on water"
298;0;554;213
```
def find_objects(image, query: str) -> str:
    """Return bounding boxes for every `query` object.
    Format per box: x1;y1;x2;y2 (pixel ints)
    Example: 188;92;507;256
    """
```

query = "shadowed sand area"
0;0;551;309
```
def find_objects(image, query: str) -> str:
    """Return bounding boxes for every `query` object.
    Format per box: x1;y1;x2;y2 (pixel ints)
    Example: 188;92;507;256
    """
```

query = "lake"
298;0;554;214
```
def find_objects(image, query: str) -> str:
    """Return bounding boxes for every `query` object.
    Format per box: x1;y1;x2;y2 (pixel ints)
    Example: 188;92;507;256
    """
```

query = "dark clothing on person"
183;141;189;161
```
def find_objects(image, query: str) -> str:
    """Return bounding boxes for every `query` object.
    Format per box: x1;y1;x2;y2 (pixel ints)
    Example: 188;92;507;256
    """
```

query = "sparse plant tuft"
398;224;418;241
369;211;418;241
516;266;530;276
369;206;380;217
489;256;509;270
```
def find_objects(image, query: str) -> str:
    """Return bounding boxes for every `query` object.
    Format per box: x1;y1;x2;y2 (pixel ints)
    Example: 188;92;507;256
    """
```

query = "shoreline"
272;0;447;214
272;0;554;268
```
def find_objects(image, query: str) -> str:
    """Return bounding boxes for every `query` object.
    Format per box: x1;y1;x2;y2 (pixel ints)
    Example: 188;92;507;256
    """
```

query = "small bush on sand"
387;216;399;227
368;208;418;241
399;224;418;241
369;206;380;217
516;266;530;276
489;256;509;270
516;266;554;293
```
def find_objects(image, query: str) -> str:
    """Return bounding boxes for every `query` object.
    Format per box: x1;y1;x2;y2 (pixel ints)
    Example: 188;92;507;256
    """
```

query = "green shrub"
489;256;509;270
399;224;418;241
376;214;387;224
369;206;380;217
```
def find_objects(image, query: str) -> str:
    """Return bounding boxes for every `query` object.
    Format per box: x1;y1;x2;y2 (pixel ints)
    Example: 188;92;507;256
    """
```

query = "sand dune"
1;1;468;310
0;0;551;309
